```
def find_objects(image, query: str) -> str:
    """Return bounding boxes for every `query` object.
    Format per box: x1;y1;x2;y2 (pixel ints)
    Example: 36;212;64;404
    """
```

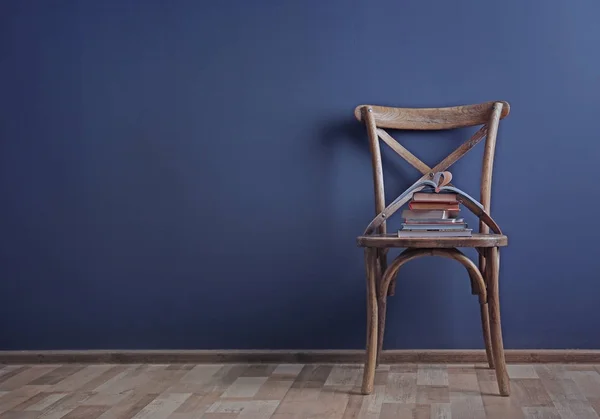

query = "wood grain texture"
507;365;539;380
355;101;511;399
478;102;503;276
363;107;386;236
61;406;109;419
357;233;507;248
23;392;69;411
479;379;524;419
357;385;384;418
379;248;487;304
341;393;364;418
354;101;510;130
96;393;157;419
480;303;495;369
450;388;486;419
384;372;416;403
417;365;449;387
376;292;387;366
361;249;378;395
0;366;59;391
522;407;561;419
480;102;503;214
0;363;597;418
362;124;490;236
364;106;390;299
487;247;510;396
221;377;268;398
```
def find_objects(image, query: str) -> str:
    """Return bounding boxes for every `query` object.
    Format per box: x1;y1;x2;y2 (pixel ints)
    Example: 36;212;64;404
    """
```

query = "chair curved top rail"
354;101;510;130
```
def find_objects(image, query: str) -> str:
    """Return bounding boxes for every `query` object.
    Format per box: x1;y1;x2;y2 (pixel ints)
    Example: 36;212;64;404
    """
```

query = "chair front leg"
487;246;510;396
479;248;495;369
361;248;378;395
375;250;388;366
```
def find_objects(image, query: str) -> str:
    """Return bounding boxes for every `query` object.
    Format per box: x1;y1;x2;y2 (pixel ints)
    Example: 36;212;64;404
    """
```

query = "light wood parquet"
1;363;599;418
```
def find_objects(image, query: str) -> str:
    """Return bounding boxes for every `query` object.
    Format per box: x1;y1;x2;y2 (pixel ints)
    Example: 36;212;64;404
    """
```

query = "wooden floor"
1;363;600;418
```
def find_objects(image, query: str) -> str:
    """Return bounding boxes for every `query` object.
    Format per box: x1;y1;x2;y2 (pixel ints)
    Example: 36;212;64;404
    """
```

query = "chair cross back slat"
356;101;509;234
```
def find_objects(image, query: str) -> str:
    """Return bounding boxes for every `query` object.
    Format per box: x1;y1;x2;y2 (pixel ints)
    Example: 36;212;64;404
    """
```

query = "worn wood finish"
376;294;387;367
354;101;510;130
481;303;495;370
379;248;487;304
363;108;386;236
488;247;510;396
357;233;507;249
479;102;503;276
355;101;511;397
364;108;393;299
0;363;597;418
362;249;378;395
479;248;495;370
363;124;491;235
480;103;503;216
378;251;392;297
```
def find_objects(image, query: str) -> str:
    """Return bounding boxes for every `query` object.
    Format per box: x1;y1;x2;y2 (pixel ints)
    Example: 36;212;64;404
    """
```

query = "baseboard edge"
1;349;599;364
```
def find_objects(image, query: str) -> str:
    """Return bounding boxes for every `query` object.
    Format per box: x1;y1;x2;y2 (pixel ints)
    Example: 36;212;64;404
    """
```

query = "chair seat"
357;233;507;248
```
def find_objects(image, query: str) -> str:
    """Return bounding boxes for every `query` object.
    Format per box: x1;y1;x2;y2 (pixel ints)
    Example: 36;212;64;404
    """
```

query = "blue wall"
1;0;599;350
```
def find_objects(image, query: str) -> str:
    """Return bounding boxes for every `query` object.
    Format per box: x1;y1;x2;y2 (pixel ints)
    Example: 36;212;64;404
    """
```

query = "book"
404;218;464;224
398;229;472;238
394;171;476;239
387;171;484;213
401;209;457;220
409;202;460;211
412;192;457;203
401;223;467;230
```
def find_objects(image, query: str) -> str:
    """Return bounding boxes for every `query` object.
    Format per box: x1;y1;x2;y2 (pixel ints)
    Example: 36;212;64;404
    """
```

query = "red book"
408;202;460;211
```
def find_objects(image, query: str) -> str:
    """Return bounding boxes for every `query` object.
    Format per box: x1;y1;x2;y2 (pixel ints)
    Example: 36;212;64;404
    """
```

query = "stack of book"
398;188;472;237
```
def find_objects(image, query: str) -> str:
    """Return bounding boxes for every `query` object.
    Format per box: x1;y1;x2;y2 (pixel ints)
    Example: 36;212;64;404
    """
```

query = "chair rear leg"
362;248;378;395
376;295;386;366
488;247;510;396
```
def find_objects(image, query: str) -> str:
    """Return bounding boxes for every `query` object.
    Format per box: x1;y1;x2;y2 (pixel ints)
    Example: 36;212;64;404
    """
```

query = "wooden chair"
355;101;511;396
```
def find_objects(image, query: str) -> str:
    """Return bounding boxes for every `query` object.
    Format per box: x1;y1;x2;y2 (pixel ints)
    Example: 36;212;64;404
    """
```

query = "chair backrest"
354;101;510;236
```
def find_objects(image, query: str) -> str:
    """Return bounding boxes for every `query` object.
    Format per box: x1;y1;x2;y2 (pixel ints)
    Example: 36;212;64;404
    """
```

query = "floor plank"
522;406;562;419
130;392;190;418
0;366;59;391
384;372;417;403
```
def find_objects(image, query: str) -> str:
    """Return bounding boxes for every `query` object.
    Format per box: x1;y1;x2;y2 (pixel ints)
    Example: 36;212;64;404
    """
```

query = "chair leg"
479;248;495;369
361;248;378;395
375;251;387;366
480;302;495;369
488;247;510;396
376;295;387;366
